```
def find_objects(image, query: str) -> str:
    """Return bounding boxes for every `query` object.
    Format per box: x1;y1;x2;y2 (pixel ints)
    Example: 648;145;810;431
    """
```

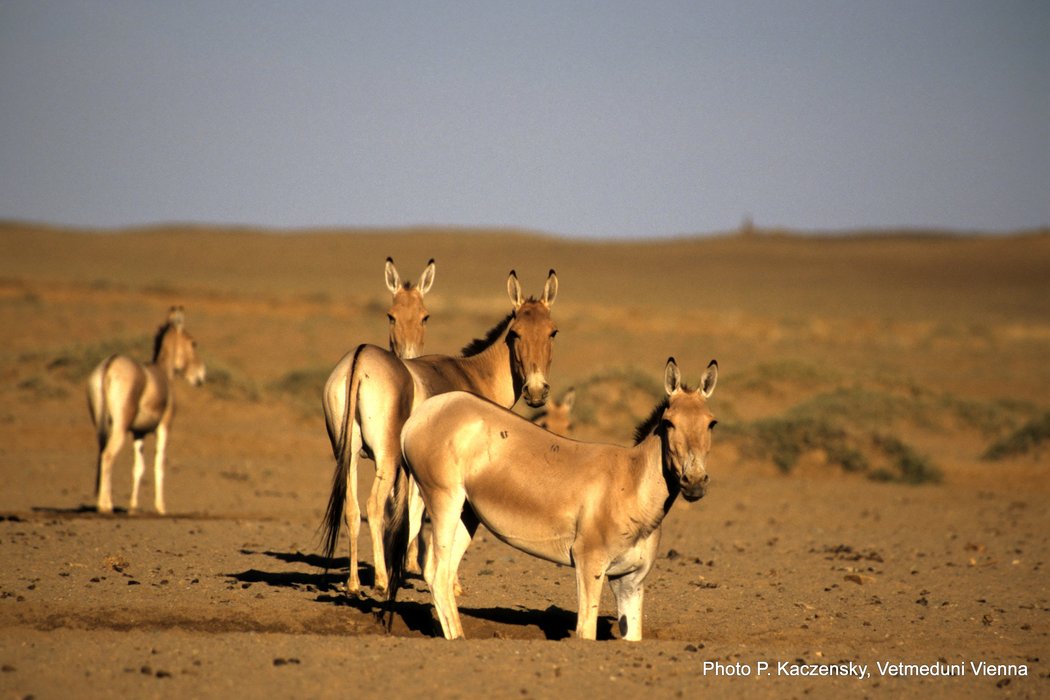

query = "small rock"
103;555;130;572
844;574;874;585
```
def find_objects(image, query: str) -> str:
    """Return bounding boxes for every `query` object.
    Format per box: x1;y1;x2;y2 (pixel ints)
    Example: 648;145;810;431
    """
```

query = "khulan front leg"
130;437;147;513
153;425;169;515
609;570;647;641
573;558;607;640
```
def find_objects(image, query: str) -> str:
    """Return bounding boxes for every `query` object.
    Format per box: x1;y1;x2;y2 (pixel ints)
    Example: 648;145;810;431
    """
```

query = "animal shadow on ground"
229;550;431;631
229;549;367;594
317;596;614;640
33;505;262;519
230;550;616;639
32;504;126;517
457;604;617;640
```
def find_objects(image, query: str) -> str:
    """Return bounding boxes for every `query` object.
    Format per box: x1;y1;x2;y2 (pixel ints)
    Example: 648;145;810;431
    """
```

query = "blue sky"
1;1;1047;238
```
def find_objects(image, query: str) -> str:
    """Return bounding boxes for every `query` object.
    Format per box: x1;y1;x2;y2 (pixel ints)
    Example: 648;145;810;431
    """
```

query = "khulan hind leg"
344;422;364;594
405;475;424;575
425;489;468;639
366;448;400;595
129;437;147;513
96;429;127;514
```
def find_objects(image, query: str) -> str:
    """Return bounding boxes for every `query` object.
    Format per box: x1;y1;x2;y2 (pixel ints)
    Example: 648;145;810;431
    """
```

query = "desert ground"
1;222;1048;698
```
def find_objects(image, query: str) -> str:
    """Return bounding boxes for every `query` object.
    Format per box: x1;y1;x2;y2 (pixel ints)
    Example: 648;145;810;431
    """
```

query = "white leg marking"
405;476;424;575
346;421;363;594
573;557;605;640
153;425;168;515
367;448;398;594
97;430;125;514
130;438;146;513
428;490;466;639
610;572;646;641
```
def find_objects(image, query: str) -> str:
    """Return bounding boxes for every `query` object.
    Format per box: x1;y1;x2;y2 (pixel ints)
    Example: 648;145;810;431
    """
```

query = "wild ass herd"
87;259;719;641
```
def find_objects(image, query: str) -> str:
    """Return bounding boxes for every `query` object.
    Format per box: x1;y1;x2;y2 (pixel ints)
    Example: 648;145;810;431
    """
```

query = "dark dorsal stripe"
459;312;514;358
152;322;174;363
633;397;670;445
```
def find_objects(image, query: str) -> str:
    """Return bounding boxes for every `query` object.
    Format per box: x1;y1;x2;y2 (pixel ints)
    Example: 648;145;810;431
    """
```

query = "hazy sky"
1;1;1047;238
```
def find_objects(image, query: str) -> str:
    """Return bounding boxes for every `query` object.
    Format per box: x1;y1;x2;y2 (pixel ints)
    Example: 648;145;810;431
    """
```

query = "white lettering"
876;661;968;677
970;662;1028;677
701;659;1028;681
702;661;752;676
776;662;867;679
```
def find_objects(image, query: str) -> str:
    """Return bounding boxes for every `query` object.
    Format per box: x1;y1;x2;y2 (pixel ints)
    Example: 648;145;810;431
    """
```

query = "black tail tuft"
320;458;348;564
317;345;366;567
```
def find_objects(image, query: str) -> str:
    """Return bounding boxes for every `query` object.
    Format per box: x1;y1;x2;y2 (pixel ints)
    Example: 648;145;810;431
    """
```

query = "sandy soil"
1;224;1048;698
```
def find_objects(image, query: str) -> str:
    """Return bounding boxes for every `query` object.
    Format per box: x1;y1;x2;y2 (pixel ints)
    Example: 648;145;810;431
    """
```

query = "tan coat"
86;307;205;515
394;358;718;641
321;270;559;595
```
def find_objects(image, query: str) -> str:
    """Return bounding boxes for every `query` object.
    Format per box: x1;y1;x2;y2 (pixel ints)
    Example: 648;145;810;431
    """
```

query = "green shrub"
268;367;331;415
731;389;942;484
36;336;151;383
736;359;840;394
202;363;260;402
982;412;1050;460
739;416;864;473
870;435;941;484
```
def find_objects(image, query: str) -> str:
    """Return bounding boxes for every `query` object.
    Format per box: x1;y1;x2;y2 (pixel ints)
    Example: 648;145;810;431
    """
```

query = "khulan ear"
542;269;558;307
385;257;401;295
561;388;576;410
507;270;523;310
418;259;436;295
700;360;718;398
664;357;681;396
